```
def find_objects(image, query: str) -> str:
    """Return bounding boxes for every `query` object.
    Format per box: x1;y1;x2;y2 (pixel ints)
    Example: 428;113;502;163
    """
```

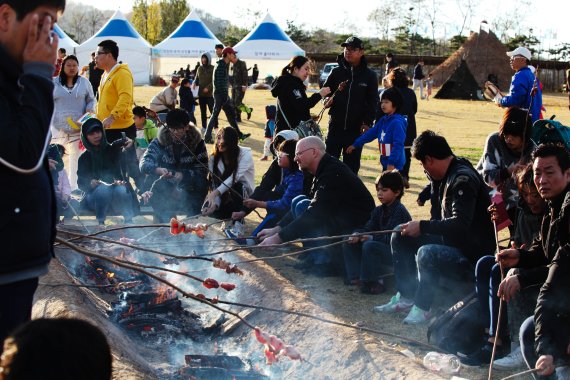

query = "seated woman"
201;126;255;221
139;109;209;223
77;118;137;225
476;107;535;233
231;138;303;238
461;163;546;366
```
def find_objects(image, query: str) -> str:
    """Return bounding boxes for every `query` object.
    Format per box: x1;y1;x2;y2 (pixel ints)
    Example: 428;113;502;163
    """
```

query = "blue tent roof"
171;20;217;39
53;24;66;39
95;19;140;39
247;22;290;42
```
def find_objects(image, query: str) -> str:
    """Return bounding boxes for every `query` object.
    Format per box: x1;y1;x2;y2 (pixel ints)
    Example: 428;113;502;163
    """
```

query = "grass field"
134;85;570;226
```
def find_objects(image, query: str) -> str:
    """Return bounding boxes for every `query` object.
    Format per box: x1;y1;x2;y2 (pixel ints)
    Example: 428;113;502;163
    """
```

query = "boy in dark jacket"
0;0;65;348
179;78;197;124
77;118;136;225
343;170;411;294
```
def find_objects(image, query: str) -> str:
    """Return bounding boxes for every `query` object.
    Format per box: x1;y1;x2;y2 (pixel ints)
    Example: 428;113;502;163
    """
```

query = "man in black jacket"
375;131;495;324
323;36;379;174
0;0;66;348
258;136;375;275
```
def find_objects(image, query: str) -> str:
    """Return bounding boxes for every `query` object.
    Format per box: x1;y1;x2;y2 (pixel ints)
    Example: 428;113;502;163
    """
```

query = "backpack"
532;117;570;150
426;292;486;355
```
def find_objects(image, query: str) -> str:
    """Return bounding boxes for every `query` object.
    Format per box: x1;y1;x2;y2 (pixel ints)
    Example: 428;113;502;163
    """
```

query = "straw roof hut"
431;30;512;94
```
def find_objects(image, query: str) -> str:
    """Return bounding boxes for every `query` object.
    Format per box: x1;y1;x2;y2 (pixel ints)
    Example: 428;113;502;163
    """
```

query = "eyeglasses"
344;47;361;53
294;147;315;158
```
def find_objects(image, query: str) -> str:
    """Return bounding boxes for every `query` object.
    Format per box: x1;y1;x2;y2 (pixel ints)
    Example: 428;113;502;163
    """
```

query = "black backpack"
427;292;486;355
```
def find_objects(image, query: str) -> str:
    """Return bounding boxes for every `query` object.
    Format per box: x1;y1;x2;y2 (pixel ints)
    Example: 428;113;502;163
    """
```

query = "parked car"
319;63;339;88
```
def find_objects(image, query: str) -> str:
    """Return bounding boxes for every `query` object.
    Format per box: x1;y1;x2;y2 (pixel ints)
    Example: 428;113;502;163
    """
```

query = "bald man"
259;137;375;276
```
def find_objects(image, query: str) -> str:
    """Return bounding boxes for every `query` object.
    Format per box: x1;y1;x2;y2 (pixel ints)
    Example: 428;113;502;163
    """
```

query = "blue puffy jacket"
265;168;303;214
500;66;543;123
352;113;407;170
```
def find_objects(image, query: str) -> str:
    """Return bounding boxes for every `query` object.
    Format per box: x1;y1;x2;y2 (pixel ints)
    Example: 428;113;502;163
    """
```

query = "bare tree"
455;0;474;37
58;2;108;43
367;3;402;40
424;0;440;54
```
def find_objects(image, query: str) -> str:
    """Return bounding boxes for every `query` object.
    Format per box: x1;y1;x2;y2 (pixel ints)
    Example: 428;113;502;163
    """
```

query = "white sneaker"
493;346;524;369
373;292;414;314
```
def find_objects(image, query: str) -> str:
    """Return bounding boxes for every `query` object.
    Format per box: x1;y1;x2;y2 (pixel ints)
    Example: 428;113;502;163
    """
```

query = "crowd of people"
1;1;569;379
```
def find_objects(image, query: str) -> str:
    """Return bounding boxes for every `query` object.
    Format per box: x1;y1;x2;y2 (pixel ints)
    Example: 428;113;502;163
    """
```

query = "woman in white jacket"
202;126;254;219
52;55;96;190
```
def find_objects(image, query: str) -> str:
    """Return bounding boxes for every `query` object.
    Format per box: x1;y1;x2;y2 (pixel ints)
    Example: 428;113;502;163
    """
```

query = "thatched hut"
431;30;512;98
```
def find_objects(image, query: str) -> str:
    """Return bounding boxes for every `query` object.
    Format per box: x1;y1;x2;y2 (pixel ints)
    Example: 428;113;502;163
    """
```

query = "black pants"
325;129;362;174
205;94;242;140
212;182;245;220
105;125;144;193
198;97;214;130
0;277;38;354
150;176;208;222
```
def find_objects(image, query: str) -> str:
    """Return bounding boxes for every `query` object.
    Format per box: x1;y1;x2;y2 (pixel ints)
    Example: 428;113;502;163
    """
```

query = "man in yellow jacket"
94;39;142;192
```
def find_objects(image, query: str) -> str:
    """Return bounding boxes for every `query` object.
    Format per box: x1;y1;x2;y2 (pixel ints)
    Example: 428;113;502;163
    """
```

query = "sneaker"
224;228;246;245
493;346;524;369
403;305;432;324
239;133;251;142
259;156;268;161
247;109;253;120
224;221;246;245
71;189;83;196
460;343;506;366
372;293;413;314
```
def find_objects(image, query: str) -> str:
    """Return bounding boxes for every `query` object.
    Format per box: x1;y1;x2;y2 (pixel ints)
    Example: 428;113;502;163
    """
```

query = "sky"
81;0;569;50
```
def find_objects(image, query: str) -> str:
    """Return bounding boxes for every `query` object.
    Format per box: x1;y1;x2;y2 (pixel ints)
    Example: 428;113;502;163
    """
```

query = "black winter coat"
323;55;378;136
419;157;495;263
517;187;570;288
0;46;56;278
278;154;375;241
271;73;322;133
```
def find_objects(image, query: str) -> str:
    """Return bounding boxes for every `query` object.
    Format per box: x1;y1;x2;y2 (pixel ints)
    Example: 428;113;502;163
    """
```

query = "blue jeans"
289;195;331;265
343;240;392;282
476;255;508;339
84;184;133;223
205;93;241;140
391;227;472;310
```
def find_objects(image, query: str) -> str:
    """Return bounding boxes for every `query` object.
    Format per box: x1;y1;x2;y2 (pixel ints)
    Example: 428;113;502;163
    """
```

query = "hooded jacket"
195;53;214;98
271;72;322;133
52;75;96;134
323;54;379;136
500;66;543;124
0;45;56;282
419;157;496;263
139;125;208;188
96;64;134;130
77;122;129;193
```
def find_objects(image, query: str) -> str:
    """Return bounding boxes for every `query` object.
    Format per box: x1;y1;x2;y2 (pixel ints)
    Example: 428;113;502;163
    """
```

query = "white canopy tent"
75;10;151;85
233;13;305;81
152;10;222;78
54;24;78;55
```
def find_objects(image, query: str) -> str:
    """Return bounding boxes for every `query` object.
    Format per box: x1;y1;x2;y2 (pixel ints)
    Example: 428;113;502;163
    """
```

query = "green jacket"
195;52;214;98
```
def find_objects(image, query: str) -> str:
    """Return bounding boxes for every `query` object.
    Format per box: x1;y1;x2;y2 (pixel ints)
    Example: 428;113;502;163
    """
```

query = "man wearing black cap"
323;36;379;174
204;47;250;144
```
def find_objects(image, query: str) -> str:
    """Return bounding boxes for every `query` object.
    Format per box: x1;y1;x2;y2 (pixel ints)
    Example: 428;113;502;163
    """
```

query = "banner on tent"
152;48;216;58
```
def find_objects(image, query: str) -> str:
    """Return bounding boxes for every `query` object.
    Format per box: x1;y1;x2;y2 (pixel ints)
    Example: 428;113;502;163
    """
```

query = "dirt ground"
35;88;570;379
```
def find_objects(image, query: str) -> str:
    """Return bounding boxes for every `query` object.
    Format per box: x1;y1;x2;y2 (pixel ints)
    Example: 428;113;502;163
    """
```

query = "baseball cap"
506;46;531;60
82;118;104;134
222;47;237;55
341;36;363;49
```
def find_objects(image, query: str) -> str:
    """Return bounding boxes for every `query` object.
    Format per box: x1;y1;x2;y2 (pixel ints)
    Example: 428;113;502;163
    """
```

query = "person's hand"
155;168;172;177
201;191;219;216
417;199;425;207
259;233;282;246
123;138;134;149
242;85;247;91
173;171;183;182
90;179;100;189
231;211;247;220
400;221;421;237
346;145;356;154
257;226;281;241
497;275;521;301
347;233;361;244
141;191;153;205
102;115;115;128
536;355;555;376
203;88;209;94
242;199;259;209
496;248;520;268
22;13;58;66
323;96;334;108
319;87;331;97
48;159;58;170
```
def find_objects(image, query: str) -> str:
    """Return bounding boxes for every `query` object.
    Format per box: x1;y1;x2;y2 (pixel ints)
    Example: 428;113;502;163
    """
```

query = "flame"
107;272;115;279
150;285;176;305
